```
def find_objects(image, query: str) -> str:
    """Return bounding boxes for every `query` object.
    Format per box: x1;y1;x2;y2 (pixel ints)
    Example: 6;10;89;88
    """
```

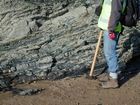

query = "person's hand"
108;30;115;39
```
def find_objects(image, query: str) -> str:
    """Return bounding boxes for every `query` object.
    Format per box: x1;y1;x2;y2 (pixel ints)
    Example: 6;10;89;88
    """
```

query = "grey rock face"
0;0;140;82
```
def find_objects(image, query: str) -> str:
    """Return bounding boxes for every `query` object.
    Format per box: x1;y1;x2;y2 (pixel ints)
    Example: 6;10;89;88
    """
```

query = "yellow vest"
98;0;126;32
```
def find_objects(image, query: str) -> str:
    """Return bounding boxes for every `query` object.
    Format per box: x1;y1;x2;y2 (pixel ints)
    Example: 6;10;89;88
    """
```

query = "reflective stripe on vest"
98;0;126;32
122;0;126;12
104;0;111;5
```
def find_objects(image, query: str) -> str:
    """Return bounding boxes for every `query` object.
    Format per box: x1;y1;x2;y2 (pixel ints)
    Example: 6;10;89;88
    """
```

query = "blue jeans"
103;30;119;73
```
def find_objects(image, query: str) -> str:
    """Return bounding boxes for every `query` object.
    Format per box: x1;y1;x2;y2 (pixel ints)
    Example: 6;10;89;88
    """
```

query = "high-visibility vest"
98;0;126;32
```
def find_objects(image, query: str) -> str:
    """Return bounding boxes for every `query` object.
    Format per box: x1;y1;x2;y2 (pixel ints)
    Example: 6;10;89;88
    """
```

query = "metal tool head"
85;74;97;80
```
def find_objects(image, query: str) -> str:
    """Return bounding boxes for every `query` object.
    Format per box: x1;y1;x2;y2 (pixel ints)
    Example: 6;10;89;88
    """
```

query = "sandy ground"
0;71;140;105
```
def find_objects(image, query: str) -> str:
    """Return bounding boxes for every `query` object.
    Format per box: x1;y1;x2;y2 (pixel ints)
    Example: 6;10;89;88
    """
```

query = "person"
97;0;126;89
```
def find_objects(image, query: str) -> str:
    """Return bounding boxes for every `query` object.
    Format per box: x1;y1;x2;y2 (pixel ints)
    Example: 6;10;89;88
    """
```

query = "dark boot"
100;78;119;89
97;72;109;82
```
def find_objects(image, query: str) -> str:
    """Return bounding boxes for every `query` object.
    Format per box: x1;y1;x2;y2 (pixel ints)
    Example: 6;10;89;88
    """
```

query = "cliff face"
0;0;140;82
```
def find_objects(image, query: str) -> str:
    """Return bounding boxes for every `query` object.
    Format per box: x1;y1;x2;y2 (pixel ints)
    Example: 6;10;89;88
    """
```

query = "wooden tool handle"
89;30;103;76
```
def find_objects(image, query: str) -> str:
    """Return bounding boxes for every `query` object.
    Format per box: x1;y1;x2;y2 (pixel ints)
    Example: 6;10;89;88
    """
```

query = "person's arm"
108;0;123;32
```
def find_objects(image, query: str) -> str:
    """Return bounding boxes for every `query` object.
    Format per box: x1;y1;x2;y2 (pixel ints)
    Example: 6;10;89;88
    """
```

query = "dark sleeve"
108;0;123;31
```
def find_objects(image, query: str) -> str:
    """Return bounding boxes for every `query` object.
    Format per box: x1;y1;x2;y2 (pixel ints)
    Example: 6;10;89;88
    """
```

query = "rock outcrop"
0;0;140;83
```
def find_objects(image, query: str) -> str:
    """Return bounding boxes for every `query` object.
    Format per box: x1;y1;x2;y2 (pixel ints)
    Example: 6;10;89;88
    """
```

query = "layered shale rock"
0;0;140;83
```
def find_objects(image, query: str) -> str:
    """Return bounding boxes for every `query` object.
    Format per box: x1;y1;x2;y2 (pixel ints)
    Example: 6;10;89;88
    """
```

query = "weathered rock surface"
0;0;140;83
